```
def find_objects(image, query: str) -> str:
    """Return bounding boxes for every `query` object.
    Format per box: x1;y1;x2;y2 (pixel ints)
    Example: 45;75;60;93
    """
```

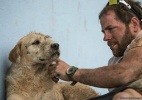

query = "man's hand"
55;59;71;81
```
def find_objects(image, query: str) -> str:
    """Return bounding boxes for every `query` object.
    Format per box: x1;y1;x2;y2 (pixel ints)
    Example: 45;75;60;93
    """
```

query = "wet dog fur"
6;32;98;100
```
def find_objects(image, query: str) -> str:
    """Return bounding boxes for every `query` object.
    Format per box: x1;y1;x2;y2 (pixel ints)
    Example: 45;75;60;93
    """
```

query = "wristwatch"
66;66;78;86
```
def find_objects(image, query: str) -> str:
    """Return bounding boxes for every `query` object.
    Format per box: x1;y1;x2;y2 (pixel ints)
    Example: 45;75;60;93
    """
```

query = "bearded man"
53;0;142;99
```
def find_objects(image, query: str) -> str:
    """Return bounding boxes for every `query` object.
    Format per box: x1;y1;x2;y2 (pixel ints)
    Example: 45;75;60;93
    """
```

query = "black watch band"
66;66;78;86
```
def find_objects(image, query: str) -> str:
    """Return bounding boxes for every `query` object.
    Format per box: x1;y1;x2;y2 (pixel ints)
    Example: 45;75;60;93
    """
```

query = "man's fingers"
52;76;59;83
48;64;57;74
51;73;60;83
47;61;61;82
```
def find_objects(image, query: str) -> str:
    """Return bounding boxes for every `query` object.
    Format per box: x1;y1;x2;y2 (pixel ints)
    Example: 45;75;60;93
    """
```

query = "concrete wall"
0;0;112;99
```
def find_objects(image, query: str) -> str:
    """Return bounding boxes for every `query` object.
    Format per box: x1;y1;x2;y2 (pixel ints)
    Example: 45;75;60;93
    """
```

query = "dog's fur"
6;32;98;100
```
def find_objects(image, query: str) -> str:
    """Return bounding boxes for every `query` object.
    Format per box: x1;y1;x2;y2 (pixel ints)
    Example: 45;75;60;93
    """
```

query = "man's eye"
108;27;117;32
108;28;113;31
32;40;40;45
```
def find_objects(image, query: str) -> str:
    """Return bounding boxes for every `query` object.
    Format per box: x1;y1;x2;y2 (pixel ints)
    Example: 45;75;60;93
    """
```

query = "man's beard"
112;27;135;57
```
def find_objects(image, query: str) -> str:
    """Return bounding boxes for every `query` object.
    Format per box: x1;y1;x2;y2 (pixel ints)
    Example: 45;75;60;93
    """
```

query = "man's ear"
130;17;140;32
9;41;22;63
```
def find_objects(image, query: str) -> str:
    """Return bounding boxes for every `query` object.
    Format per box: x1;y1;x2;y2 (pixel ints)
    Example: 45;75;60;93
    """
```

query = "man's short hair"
99;0;142;28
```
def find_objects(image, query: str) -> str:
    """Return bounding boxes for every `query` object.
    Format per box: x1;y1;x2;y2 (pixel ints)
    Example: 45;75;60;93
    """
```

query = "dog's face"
9;32;60;65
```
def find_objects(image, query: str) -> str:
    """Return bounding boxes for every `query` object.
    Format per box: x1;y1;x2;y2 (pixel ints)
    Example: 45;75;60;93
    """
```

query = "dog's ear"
9;41;22;63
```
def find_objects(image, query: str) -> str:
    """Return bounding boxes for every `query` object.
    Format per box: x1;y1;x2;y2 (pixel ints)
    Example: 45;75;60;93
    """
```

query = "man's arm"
55;46;142;88
73;47;142;88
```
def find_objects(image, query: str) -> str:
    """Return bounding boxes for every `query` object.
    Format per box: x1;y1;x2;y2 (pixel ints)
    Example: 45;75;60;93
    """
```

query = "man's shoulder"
126;33;142;52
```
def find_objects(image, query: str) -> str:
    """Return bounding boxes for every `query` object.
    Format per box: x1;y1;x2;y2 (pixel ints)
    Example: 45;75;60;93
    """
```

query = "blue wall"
0;0;113;99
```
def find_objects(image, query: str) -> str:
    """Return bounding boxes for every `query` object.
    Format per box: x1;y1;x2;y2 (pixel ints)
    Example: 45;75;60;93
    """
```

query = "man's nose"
51;43;59;50
103;32;112;41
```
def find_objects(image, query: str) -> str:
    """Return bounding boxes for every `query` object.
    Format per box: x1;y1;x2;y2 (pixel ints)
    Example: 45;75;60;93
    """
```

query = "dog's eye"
32;40;40;45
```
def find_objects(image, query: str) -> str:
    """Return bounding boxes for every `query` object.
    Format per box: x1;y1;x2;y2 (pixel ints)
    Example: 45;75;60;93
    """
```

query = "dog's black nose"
51;43;59;50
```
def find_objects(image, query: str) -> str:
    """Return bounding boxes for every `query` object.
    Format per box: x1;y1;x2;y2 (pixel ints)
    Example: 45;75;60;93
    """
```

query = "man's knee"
112;89;142;100
113;91;130;100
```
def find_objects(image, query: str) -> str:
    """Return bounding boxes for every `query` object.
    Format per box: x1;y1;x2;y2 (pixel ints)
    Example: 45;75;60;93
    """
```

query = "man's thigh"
113;88;142;100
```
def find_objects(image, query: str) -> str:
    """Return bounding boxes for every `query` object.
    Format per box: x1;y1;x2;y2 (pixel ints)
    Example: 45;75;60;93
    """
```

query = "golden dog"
6;32;98;100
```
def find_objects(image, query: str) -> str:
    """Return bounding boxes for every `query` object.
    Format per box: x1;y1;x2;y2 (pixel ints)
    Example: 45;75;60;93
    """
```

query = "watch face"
67;67;75;74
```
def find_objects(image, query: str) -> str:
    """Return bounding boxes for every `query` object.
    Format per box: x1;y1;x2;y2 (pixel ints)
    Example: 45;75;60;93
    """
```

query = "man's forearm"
73;65;133;88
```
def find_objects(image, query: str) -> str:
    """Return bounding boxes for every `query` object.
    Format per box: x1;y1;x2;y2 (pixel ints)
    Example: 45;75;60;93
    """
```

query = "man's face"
100;11;135;57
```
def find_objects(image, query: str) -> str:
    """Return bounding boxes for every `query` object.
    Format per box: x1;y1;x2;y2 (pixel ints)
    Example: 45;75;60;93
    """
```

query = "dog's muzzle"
51;43;59;50
51;43;60;56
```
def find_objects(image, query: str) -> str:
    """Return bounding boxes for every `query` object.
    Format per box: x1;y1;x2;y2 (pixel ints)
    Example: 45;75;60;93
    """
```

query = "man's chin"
112;50;124;57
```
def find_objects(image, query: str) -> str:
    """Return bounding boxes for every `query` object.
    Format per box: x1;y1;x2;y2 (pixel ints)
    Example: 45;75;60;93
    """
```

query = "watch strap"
66;66;78;86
